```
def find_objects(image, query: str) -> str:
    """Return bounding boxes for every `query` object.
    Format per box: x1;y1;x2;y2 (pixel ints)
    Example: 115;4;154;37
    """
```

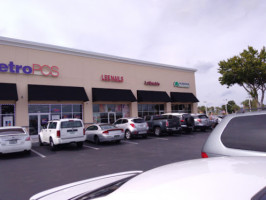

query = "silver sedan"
85;124;124;144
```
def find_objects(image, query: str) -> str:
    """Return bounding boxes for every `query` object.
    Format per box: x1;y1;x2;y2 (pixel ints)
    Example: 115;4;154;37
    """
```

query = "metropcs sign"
0;61;59;77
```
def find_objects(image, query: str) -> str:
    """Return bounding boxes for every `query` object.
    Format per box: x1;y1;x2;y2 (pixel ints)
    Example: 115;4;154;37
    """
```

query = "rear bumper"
99;134;124;142
166;127;181;132
55;136;86;145
0;142;32;154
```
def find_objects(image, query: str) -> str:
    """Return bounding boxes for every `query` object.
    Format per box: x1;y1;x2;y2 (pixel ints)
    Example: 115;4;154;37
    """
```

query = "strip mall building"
0;37;199;136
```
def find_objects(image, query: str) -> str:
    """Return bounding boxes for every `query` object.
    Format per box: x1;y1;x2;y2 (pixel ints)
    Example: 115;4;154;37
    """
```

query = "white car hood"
101;157;266;200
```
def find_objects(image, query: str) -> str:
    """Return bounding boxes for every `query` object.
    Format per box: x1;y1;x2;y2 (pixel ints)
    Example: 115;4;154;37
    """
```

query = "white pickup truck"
38;118;86;150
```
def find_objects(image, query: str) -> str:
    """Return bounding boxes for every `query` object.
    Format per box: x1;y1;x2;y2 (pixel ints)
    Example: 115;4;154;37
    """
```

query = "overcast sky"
0;0;265;107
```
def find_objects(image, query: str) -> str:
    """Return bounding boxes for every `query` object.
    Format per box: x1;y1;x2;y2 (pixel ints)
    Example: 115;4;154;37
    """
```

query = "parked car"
0;126;32;154
144;115;181;136
38;118;85;150
30;157;266;200
113;118;149;140
191;114;211;131
202;111;266;158
85;124;124;144
163;113;194;133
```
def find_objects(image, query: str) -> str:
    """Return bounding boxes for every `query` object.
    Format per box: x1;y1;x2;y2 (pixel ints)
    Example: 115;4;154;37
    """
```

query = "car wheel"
154;127;161;136
49;138;57;151
39;135;44;146
94;136;100;145
77;142;83;148
125;130;131;140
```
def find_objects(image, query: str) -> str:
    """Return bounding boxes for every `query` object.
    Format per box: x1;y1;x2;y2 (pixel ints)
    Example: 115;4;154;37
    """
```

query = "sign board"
173;81;190;88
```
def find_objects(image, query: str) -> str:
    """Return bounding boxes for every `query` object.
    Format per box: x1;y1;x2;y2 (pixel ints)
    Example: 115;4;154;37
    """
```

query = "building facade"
0;37;199;136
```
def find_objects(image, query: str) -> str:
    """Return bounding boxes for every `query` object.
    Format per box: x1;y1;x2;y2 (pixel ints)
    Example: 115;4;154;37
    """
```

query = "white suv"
38;118;86;150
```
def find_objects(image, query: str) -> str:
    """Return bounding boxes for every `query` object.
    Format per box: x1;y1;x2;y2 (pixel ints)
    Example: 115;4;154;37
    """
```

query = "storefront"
0;36;199;135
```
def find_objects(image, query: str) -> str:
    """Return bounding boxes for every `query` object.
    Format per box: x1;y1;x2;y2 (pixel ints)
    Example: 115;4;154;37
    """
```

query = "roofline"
0;36;197;72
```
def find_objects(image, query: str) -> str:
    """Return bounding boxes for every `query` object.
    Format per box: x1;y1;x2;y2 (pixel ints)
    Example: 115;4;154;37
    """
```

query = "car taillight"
83;128;85;135
180;120;185;122
102;130;109;134
166;121;169;127
25;136;31;141
57;130;60;138
201;152;208;158
197;119;201;122
130;123;135;128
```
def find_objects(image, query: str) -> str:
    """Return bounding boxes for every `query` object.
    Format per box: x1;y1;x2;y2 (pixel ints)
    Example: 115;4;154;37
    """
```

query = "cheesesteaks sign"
0;61;59;77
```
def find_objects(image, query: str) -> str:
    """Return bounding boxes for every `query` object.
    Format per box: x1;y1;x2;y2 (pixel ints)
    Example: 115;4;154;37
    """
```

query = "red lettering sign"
144;81;160;86
101;74;123;82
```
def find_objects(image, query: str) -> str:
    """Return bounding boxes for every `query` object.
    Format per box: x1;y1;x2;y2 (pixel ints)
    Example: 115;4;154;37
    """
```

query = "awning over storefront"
28;84;89;101
92;88;136;102
0;83;18;101
170;92;199;103
137;90;171;102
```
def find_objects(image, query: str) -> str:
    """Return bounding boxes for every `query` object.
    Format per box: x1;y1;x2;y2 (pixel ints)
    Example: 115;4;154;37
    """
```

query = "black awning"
92;88;136;102
0;83;18;101
137;90;171;102
28;84;89;101
170;92;199;103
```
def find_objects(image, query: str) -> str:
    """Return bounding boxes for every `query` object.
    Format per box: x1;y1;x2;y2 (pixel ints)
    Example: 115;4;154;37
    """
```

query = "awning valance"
0;83;18;101
137;90;171;102
28;84;89;101
170;92;199;103
92;88;136;102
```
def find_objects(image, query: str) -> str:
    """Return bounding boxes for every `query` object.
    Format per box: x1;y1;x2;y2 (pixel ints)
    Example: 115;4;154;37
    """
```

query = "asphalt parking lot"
0;130;210;200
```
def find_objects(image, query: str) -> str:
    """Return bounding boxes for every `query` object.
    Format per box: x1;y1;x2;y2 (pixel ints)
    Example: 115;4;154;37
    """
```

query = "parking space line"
122;141;139;145
84;145;100;150
148;137;168;141
31;149;46;158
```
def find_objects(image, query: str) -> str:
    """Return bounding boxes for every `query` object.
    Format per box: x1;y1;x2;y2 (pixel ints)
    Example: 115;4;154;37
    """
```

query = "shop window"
171;104;192;113
138;104;164;118
93;104;99;112
0;105;15;127
93;104;130;123
29;105;49;113
62;105;72;113
51;105;61;113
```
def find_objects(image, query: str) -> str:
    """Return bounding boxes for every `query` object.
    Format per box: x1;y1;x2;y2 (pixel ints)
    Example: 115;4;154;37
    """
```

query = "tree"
241;99;257;110
218;46;266;108
227;100;240;113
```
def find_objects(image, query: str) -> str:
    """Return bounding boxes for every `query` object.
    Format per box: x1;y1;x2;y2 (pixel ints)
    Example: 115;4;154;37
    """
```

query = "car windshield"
100;125;116;130
72;176;137;200
0;128;25;136
198;115;208;119
153;116;167;120
61;121;82;128
132;118;145;123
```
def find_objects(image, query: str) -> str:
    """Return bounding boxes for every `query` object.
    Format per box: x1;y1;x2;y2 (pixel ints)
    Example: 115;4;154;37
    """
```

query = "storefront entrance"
29;113;50;135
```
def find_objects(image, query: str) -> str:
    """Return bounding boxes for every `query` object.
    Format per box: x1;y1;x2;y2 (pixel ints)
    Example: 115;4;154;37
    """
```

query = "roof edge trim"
0;36;197;72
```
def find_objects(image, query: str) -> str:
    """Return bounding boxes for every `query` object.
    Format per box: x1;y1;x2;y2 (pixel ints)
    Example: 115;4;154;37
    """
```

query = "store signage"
0;61;59;77
173;81;190;88
101;74;123;82
144;81;160;86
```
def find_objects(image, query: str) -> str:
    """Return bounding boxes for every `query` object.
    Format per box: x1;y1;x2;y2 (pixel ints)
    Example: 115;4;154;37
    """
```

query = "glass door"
29;113;50;135
108;112;116;124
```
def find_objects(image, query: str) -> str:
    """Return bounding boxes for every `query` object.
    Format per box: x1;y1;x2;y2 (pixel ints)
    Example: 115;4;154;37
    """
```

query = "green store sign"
173;81;190;88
